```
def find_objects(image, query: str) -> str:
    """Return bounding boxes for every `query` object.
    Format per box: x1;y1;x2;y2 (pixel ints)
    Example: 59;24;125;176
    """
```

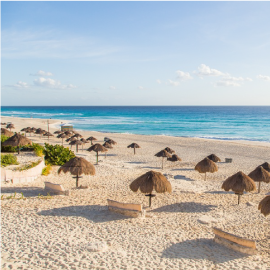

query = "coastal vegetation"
0;154;19;167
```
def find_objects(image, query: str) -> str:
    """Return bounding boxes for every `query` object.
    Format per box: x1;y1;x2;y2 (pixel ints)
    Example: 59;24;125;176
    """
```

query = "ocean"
1;106;270;143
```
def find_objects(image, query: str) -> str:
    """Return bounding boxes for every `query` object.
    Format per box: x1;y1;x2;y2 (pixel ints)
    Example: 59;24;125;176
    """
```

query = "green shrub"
43;143;75;165
42;164;52;176
1;135;17;153
1;154;19;167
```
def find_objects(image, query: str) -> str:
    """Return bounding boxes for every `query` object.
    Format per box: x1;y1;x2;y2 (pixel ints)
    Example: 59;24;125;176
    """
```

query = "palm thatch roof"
103;142;113;149
72;133;82;138
164;147;175;154
155;150;172;158
87;136;97;141
6;124;15;129
106;139;117;145
1;128;14;136
80;138;88;143
43;132;54;137
2;133;32;147
167;154;182;162
69;140;83;145
57;133;69;139
207;154;221;163
54;130;62;134
58;157;95;176
87;143;108;153
259;162;270;172
66;137;77;142
248;166;270;183
128;143;140;149
64;131;73;135
30;127;37;132
222;171;256;194
195;157;218;173
130;171;172;194
35;128;46;134
258;196;270;217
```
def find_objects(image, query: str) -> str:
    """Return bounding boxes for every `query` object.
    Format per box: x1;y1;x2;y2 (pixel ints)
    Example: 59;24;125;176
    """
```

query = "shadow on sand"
151;202;216;213
126;161;147;164
171;168;194;171
141;166;161;169
174;175;194;181
162;238;248;263
38;205;130;223
1;186;46;197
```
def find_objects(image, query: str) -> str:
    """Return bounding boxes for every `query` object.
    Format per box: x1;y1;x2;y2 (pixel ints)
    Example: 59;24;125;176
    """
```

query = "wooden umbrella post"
205;173;207;181
145;193;156;207
238;194;241;205
134;148;135;155
258;182;261;193
73;175;83;188
76;144;78;153
162;157;164;169
97;152;99;164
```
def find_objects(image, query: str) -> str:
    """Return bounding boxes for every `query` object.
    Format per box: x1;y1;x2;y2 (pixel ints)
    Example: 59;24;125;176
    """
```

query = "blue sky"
1;1;270;106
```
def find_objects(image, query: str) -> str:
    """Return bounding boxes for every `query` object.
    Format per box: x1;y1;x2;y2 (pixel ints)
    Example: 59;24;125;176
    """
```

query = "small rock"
246;202;255;206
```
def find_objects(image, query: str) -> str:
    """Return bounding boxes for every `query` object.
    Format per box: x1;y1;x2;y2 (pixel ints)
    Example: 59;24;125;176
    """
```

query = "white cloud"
110;86;116;90
257;75;270;81
33;77;76;89
30;70;53;76
246;77;253;82
138;86;144;90
196;64;225;77
157;79;162;84
168;80;179;86
13;81;29;88
176;70;192;81
215;76;251;87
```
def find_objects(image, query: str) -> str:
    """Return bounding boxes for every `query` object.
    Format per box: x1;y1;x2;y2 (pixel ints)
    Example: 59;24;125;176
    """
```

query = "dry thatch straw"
195;157;218;180
87;143;108;164
164;147;175;154
222;171;256;204
155;150;172;169
167;154;182;162
207;154;221;163
57;133;70;145
64;131;73;135
103;142;113;149
127;143;140;155
106;139;117;145
69;140;83;152
248;166;270;193
35;128;46;138
1;128;14;137
6;124;15;131
259;162;270;173
130;170;172;207
2;133;32;154
58;157;95;188
54;130;62;134
87;136;97;145
258;196;270;217
80;138;88;143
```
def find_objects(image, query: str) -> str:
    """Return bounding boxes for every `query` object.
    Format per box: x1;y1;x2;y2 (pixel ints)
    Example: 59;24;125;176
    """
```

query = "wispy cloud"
257;75;270;81
215;76;252;87
196;64;226;77
157;79;162;84
176;70;192;81
168;80;179;86
30;70;53;76
138;86;144;90
33;77;76;90
5;81;30;89
2;29;122;59
110;86;116;90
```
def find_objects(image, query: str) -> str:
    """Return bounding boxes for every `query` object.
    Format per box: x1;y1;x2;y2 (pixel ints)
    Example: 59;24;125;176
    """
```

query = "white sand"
1;116;270;270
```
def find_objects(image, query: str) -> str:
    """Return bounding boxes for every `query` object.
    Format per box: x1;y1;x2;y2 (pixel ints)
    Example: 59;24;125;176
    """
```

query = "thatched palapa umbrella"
207;154;221;163
155;150;172;169
66;137;77;143
43;132;54;141
35;128;46;138
69;140;83;153
54;130;62;134
57;133;69;146
58;157;95;188
1;128;13;137
87;136;97;145
195;157;218;180
2;133;32;154
64;131;73;136
222;171;256;204
164;147;175;154
106;139;117;145
127;143;140;155
248;166;270;193
130;171;172;207
259;162;270;173
103;142;112;158
258;196;270;217
87;143;107;164
167;154;182;162
6;123;15;131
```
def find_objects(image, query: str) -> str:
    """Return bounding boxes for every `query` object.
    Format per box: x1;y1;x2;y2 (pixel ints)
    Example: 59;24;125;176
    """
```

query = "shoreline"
2;116;269;148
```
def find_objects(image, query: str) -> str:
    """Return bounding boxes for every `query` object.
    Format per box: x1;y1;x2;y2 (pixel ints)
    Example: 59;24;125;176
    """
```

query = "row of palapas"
57;155;270;215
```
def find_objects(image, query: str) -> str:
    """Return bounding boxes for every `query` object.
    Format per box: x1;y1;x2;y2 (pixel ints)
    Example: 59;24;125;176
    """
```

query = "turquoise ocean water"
1;106;270;143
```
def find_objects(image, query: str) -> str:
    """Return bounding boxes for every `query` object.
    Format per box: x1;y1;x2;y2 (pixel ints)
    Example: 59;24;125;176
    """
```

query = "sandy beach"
1;116;270;270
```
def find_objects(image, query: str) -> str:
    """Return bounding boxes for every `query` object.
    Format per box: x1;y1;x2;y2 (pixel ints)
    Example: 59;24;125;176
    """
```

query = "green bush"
42;164;52;176
1;135;17;153
43;143;75;165
15;160;42;171
1;154;19;167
